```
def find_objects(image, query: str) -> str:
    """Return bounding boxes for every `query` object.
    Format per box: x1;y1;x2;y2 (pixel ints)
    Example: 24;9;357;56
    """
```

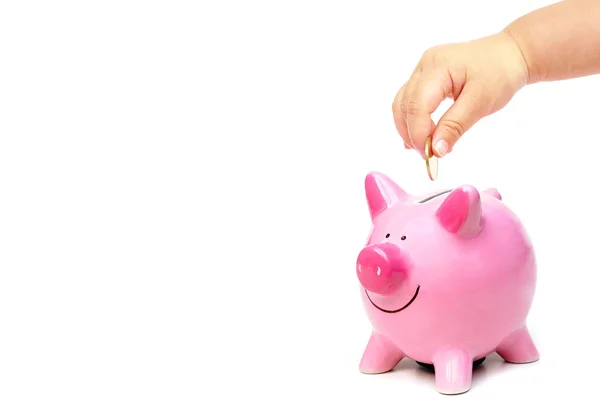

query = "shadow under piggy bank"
355;172;539;395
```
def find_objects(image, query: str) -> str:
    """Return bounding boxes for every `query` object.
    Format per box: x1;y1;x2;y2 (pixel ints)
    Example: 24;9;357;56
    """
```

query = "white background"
1;0;598;415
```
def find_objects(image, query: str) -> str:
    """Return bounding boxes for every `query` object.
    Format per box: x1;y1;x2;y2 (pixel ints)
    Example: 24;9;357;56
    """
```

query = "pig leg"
432;348;473;395
359;332;404;374
496;326;540;364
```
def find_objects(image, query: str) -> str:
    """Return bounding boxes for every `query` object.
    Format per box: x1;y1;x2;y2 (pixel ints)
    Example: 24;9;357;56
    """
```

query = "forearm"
503;0;600;83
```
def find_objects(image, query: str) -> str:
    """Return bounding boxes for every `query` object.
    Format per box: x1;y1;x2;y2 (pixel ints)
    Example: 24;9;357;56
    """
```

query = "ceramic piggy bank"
356;172;539;395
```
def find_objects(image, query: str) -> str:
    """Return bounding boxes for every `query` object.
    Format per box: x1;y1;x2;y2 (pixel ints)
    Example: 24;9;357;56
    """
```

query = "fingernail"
433;139;449;157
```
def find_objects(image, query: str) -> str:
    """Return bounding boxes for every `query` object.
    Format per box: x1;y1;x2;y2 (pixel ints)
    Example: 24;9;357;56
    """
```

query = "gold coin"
424;136;438;181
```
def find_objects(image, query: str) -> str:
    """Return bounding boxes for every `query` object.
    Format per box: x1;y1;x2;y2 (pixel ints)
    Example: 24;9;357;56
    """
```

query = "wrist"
501;26;540;85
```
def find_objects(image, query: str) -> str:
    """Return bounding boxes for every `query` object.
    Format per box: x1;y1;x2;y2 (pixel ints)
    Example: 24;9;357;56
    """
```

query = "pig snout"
356;243;409;295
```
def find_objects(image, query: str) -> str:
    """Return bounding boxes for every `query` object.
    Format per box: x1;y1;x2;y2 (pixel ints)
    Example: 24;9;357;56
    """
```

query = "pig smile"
365;286;420;314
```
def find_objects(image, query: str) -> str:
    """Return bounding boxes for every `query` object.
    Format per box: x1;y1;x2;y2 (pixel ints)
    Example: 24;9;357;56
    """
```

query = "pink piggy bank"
356;172;539;394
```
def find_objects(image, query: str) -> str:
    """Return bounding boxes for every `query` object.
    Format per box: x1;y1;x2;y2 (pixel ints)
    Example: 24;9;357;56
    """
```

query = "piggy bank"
356;172;539;395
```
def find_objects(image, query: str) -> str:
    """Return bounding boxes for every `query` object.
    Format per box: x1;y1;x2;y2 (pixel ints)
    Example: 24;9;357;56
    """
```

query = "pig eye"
385;233;390;238
401;235;406;240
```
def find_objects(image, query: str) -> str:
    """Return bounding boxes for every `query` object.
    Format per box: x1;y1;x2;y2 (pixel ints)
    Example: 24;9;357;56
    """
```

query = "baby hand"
392;31;529;158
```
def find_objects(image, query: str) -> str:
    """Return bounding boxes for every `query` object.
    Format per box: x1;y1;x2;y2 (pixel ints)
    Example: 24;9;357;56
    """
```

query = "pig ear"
365;171;409;219
436;185;482;238
483;188;502;200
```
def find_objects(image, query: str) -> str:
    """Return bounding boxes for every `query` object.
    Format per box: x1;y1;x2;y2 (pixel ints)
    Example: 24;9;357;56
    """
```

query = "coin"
424;136;438;181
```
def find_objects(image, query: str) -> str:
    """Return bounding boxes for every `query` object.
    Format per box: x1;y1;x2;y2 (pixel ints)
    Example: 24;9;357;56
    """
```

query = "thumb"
431;83;492;157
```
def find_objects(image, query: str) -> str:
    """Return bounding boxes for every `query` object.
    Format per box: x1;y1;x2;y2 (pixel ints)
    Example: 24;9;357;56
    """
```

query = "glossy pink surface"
356;243;409;295
357;172;539;395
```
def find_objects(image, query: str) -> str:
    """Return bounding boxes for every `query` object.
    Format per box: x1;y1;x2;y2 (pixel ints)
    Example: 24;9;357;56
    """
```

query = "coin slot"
417;189;452;203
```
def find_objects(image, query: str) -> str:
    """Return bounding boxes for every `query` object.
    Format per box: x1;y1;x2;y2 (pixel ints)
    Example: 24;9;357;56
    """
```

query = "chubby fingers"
431;82;493;157
393;68;451;158
392;83;411;149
